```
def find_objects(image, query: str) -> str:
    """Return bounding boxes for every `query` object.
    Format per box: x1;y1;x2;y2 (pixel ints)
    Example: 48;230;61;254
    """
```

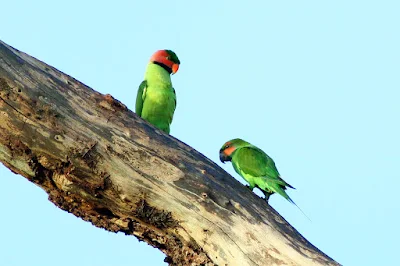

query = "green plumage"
136;63;177;133
220;138;295;203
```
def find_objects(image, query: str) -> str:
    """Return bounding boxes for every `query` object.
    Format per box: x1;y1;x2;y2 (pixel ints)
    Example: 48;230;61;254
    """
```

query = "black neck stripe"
153;61;172;74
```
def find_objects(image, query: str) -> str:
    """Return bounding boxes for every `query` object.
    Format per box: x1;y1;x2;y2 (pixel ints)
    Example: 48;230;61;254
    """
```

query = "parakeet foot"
262;191;271;202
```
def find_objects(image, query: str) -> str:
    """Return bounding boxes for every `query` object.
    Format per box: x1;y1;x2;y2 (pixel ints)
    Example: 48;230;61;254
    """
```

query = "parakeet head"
219;138;251;163
150;49;180;75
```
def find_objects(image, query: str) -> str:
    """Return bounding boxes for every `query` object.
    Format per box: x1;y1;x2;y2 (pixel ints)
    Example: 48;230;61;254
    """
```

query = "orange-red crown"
150;50;180;74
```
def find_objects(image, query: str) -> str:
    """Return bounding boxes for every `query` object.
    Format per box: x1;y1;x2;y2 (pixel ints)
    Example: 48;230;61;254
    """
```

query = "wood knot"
98;94;127;112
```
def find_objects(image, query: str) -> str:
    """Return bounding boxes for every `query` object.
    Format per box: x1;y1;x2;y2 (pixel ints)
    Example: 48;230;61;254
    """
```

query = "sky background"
1;1;399;265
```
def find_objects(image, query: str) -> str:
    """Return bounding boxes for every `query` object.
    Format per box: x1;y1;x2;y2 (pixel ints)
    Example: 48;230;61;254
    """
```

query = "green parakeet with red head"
135;50;180;134
219;138;297;203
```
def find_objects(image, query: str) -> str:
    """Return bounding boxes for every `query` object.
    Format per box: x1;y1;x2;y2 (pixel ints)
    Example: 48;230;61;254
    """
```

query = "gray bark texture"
0;40;340;266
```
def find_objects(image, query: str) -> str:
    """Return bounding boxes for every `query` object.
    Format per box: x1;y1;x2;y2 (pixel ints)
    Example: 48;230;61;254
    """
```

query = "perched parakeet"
136;50;180;133
219;138;296;204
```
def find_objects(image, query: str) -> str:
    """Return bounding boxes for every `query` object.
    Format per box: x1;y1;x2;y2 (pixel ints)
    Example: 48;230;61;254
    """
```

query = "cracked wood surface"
0;40;340;266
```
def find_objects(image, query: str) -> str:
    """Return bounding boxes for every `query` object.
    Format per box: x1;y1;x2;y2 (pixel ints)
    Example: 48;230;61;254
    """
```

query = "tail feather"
285;182;295;189
262;180;311;221
278;176;295;189
286;195;311;221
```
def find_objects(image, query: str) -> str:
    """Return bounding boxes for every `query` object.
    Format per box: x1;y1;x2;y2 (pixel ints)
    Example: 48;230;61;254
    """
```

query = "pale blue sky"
1;1;399;265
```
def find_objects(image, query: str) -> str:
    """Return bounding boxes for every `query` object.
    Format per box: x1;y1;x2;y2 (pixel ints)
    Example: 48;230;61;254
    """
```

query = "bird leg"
245;185;254;191
262;191;272;202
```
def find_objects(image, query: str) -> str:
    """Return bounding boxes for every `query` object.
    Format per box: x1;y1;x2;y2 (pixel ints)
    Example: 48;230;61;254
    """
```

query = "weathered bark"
0;40;339;266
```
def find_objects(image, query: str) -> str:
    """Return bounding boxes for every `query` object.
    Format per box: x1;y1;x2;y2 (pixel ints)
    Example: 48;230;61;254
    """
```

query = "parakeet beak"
219;150;228;163
171;63;179;74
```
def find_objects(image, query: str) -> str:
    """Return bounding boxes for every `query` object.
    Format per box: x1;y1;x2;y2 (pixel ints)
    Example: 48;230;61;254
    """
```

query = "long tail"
285;195;311;221
264;181;311;221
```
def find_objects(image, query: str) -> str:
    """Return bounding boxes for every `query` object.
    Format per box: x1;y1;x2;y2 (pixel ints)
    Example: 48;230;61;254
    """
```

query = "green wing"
135;80;147;116
234;147;278;177
233;146;305;215
173;87;177;108
235;147;294;188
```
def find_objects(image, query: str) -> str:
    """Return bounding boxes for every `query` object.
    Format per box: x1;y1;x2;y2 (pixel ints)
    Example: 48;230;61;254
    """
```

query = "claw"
264;193;270;202
262;191;271;202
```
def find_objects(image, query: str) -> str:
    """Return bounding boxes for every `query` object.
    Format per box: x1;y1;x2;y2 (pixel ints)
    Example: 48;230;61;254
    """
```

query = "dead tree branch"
0;40;339;266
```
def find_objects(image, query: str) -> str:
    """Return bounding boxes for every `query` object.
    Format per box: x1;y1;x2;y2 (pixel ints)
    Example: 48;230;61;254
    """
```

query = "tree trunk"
0;40;339;266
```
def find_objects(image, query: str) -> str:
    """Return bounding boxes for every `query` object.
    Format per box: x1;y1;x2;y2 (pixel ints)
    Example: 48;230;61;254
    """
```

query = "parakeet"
135;50;180;133
219;138;296;204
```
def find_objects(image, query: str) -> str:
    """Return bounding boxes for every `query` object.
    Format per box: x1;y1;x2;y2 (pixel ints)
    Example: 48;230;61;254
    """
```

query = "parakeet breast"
141;84;176;133
139;63;177;133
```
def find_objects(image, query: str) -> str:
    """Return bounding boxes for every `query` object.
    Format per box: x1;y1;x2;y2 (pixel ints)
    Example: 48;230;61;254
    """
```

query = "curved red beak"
172;63;180;75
